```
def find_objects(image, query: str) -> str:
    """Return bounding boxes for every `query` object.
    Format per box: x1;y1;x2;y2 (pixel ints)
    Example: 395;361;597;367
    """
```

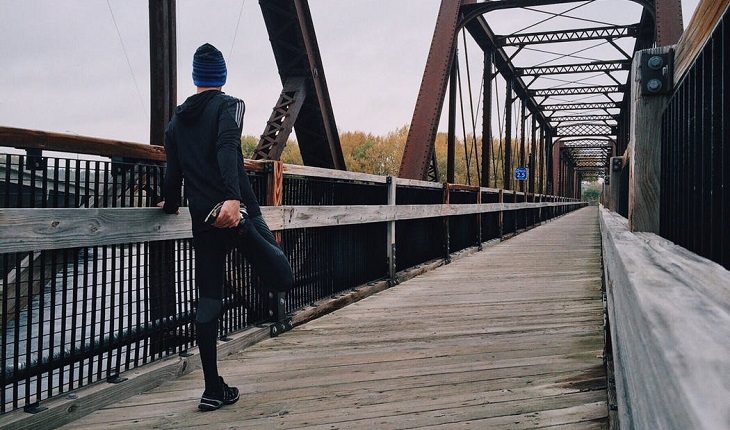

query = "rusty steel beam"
655;0;684;45
400;0;471;180
259;0;346;170
481;49;494;187
149;0;176;148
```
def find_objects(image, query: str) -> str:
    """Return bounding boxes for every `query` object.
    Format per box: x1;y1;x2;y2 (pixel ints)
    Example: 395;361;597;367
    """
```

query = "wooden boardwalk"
64;207;606;429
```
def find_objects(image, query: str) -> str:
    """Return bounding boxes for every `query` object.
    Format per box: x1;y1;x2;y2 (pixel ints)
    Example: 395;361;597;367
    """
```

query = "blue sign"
514;167;528;181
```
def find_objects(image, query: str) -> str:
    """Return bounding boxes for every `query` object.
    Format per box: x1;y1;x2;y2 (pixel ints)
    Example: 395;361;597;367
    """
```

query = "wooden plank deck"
64;206;606;429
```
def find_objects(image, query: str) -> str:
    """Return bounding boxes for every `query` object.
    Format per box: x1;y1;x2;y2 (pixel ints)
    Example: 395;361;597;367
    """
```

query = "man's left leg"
193;229;240;411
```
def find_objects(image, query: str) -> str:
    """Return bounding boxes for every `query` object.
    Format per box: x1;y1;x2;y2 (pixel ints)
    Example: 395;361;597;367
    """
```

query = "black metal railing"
0;142;584;414
660;10;729;270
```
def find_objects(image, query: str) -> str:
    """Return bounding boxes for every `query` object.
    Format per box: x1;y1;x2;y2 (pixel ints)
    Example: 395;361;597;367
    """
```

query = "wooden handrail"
674;0;729;82
1;126;575;196
0;201;584;253
0;126;167;161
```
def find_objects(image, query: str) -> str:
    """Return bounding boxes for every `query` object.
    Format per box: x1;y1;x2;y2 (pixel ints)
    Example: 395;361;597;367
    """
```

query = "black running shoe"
198;377;240;411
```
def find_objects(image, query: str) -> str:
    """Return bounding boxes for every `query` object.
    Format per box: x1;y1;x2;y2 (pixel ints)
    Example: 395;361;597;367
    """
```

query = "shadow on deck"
65;207;606;430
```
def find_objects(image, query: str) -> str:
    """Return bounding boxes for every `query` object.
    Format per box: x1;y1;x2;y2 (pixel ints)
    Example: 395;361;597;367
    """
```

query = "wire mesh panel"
0;154;270;413
281;176;388;311
660;13;729;270
395;186;445;271
449;190;479;253
481;191;501;240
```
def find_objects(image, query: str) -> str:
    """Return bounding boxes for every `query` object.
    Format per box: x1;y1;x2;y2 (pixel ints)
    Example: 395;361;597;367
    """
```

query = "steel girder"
555;123;617;137
550;115;619;123
259;0;346;170
496;24;640;47
516;60;631;76
542;102;621;111
399;0;468;180
530;85;625;97
400;0;663;184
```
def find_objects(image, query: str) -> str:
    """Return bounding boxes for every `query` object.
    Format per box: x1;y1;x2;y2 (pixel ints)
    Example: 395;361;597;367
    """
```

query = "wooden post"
513;190;518;232
476;189;483;250
443;183;451;263
386;177;397;283
628;46;673;233
609;156;624;212
498;189;504;239
266;160;284;244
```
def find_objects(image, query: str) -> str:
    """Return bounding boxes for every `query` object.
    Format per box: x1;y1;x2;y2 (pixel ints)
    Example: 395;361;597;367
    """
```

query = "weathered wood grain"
58;207;606;430
0;126;167;161
0;202;584;253
600;207;730;430
628;47;673;233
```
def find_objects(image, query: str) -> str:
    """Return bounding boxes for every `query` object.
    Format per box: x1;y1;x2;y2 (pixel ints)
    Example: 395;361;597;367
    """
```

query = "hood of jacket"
175;90;222;123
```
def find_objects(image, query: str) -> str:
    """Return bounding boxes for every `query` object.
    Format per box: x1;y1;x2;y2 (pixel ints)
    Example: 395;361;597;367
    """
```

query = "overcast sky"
1;0;700;145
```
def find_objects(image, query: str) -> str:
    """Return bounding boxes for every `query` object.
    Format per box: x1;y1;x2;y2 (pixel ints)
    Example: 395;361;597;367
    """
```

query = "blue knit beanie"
192;43;227;88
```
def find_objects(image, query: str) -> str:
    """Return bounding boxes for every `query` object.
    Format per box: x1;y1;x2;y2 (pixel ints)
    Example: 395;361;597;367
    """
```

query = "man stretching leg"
160;43;294;411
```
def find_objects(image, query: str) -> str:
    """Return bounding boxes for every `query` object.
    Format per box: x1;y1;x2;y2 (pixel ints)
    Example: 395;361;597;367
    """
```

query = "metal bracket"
640;51;674;96
270;319;293;337
111;156;141;175
106;374;128;384
23;402;48;414
267;291;287;323
25;148;47;171
179;349;193;357
611;158;623;172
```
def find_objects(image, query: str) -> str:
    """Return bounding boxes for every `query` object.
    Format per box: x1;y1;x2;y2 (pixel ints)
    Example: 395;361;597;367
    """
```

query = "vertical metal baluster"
35;250;47;405
1;254;8;413
24;251;34;408
79;248;89;384
108;246;116;373
91;247;99;380
58;249;69;394
142;243;149;365
12;256;21;410
3;154;11;207
17;155;25;208
99;245;108;378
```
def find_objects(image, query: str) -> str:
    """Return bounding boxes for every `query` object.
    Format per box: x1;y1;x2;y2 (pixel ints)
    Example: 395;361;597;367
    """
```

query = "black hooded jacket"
162;90;261;232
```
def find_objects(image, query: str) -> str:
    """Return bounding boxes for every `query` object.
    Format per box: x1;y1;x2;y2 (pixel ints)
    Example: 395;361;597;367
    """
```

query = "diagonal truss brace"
530;85;625;96
542;102;621;111
555;123;617;137
496;24;640;46
254;78;307;160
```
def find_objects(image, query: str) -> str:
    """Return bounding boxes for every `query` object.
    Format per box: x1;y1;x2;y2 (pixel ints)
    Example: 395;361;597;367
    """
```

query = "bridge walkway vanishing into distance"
63;207;607;430
2;0;730;428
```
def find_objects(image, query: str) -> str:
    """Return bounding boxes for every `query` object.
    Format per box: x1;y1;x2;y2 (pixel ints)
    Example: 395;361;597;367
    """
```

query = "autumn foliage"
241;125;532;188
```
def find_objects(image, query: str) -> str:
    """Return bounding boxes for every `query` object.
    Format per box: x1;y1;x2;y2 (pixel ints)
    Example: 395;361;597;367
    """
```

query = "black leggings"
192;215;294;324
192;215;292;392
